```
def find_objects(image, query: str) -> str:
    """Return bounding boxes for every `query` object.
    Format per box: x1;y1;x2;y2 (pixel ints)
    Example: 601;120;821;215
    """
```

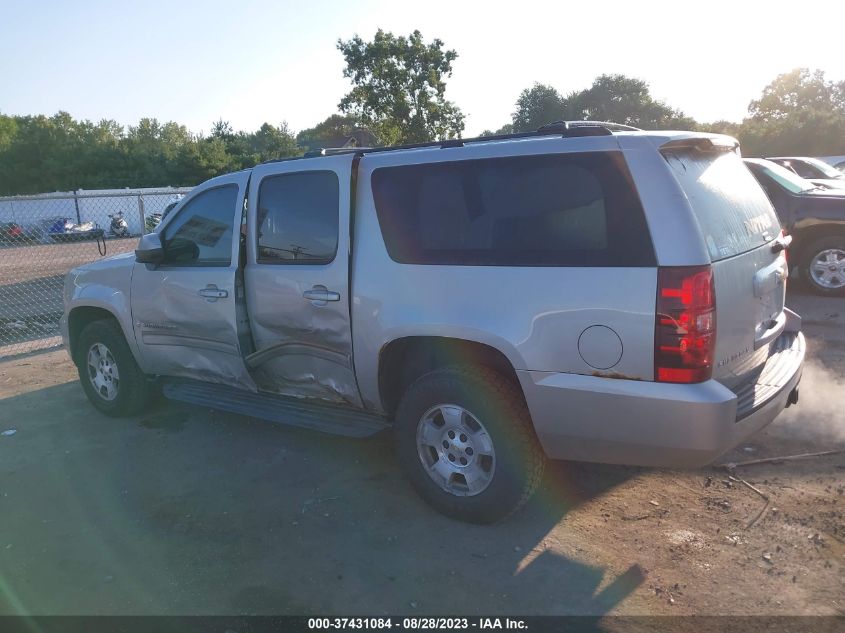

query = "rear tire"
394;365;546;524
76;319;152;417
801;237;845;296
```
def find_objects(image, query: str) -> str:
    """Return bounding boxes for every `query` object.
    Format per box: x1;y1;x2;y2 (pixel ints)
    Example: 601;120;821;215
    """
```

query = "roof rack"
262;121;641;165
560;120;641;132
302;147;370;158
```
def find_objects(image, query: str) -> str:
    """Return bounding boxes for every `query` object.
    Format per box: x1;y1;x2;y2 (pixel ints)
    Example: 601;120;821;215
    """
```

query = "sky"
1;0;843;137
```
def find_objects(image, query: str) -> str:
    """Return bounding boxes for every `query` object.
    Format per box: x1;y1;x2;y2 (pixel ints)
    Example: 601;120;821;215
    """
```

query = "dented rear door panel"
243;154;362;406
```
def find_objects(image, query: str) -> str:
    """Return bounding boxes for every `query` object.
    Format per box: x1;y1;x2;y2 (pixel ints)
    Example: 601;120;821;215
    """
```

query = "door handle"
198;285;228;301
302;285;340;305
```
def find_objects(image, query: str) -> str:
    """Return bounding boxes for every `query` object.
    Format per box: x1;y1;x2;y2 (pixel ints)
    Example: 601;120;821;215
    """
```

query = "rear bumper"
518;330;805;468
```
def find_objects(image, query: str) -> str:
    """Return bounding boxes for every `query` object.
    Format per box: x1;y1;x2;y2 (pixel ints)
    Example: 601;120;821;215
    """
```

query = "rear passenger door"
244;154;362;406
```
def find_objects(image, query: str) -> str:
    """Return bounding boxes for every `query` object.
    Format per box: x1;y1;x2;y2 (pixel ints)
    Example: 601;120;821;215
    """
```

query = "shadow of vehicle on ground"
0;381;643;616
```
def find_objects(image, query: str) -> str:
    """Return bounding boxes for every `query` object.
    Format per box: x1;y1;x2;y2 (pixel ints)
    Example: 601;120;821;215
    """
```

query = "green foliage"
511;84;569;133
1;56;843;197
570;74;696;129
509;75;695;132
749;69;842;120
507;70;845;157
0;113;300;196
478;124;514;137
737;68;845;156
0;114;17;152
337;29;465;144
296;114;362;151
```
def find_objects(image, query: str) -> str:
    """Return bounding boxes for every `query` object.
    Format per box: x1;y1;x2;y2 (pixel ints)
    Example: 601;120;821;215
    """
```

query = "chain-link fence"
0;187;192;358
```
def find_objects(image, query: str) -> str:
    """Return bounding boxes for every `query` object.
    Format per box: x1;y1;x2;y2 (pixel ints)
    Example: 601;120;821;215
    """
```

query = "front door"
131;171;255;390
244;154;361;406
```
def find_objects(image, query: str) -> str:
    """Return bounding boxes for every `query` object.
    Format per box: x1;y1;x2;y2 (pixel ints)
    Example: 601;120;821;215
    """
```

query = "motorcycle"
144;212;163;233
1;222;25;245
108;211;130;238
144;198;181;233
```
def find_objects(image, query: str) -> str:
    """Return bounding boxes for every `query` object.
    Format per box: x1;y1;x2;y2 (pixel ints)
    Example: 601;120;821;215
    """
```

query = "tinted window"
797;157;843;179
665;151;780;261
371;152;655;267
257;171;339;264
789;161;820;179
752;160;812;195
163;185;237;266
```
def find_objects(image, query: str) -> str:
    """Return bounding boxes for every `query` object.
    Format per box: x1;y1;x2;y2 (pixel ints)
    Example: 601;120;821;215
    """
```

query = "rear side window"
371;152;655;267
664;151;780;261
256;171;339;264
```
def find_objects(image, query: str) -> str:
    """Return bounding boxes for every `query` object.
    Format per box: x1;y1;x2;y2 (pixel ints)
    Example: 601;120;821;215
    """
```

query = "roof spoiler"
660;136;739;154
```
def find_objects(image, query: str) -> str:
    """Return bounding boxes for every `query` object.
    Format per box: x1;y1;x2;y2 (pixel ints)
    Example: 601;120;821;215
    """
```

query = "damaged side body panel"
129;170;257;392
242;153;363;407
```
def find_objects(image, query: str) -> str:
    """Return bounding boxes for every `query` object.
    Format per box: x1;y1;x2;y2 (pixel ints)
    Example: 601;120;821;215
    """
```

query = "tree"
697;119;742;138
749;68;843;120
245;122;299;163
495;74;697;137
0;112;104;194
211;119;234;138
175;136;233;184
296;114;363;151
569;74;696;129
337;29;465;144
121;118;192;187
739;68;845;156
0;112;308;195
478;124;513;137
511;83;568;132
0;114;16;152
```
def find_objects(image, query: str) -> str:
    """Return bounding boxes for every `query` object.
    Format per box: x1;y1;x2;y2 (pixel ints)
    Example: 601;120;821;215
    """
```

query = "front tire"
75;319;152;417
394;365;546;523
802;237;845;296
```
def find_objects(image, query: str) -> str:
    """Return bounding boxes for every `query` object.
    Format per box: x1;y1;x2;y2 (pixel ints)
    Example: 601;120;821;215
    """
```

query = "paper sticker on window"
175;216;228;247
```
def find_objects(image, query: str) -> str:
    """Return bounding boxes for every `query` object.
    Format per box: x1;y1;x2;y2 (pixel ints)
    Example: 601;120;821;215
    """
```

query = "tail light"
655;266;716;383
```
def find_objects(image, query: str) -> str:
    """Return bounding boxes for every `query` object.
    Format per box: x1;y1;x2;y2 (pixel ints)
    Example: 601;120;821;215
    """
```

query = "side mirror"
166;237;200;263
135;232;164;264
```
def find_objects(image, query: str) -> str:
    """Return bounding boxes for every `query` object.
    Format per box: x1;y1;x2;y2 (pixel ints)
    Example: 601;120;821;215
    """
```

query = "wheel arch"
68;305;125;366
377;336;523;418
791;223;845;265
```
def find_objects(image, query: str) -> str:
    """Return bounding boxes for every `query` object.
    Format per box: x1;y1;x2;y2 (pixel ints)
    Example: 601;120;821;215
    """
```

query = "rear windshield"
663;150;780;261
371;151;655;267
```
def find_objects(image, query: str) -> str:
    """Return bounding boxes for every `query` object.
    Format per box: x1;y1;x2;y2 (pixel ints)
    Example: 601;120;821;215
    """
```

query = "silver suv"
61;122;805;523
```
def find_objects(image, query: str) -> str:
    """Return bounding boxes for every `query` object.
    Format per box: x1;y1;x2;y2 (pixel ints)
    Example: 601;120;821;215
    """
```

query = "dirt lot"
0;281;842;618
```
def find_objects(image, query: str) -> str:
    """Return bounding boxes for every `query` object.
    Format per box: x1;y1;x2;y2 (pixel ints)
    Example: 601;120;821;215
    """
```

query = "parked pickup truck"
62;122;805;523
745;158;845;296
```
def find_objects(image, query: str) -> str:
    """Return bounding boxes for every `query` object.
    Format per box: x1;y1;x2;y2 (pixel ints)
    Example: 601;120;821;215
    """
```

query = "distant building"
320;128;378;149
